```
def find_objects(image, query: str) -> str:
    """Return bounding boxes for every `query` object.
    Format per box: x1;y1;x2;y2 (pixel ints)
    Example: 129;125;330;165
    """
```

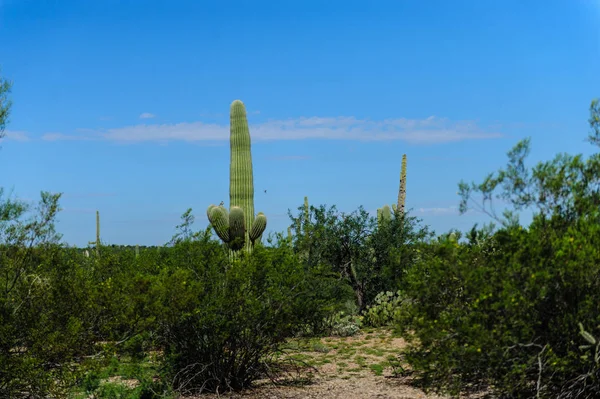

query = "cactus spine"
88;210;100;256
207;100;267;253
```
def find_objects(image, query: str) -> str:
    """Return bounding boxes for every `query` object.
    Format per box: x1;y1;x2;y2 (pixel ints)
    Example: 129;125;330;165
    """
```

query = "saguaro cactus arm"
249;212;267;244
207;204;231;242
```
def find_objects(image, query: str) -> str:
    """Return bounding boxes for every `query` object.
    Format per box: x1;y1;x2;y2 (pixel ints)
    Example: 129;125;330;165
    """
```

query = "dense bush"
288;201;430;312
398;217;600;398
155;241;339;394
396;100;600;398
0;192;98;397
0;200;346;397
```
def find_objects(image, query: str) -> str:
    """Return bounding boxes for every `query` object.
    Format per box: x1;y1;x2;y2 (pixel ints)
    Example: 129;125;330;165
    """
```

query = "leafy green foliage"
287;201;430;311
157;242;333;394
0;191;95;398
398;99;600;398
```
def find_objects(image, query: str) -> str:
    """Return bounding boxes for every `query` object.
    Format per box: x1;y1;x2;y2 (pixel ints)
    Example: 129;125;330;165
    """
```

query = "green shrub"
396;102;600;398
287;202;431;312
155;242;334;395
0;192;99;398
397;201;600;398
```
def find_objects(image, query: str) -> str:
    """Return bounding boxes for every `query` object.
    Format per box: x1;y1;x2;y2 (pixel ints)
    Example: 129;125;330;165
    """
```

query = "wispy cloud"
2;130;30;141
42;132;96;141
139;112;156;119
35;115;503;144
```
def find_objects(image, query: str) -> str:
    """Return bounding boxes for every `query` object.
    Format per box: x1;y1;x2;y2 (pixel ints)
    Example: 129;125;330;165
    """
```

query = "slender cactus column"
397;154;407;217
88;210;100;256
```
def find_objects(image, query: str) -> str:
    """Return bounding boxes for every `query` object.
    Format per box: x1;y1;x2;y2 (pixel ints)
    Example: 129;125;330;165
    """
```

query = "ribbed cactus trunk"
88;210;100;256
377;154;407;228
303;196;309;236
230;100;255;252
397;154;407;216
207;100;267;254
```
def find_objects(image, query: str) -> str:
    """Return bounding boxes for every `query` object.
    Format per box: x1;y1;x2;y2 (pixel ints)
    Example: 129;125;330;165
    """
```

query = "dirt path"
199;330;447;399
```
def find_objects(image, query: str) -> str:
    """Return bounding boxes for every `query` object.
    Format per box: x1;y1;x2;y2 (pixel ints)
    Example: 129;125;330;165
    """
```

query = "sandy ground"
194;330;450;399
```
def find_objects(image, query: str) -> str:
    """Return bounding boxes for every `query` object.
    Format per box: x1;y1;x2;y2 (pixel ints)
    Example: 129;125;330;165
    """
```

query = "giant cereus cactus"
397;154;407;216
207;100;267;253
377;153;407;227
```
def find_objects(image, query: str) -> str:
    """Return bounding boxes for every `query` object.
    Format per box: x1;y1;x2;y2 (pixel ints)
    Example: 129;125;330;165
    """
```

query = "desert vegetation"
1;71;600;398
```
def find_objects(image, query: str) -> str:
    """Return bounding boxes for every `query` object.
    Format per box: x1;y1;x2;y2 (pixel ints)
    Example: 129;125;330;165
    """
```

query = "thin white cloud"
34;115;502;144
139;112;156;119
42;132;97;141
2;130;30;141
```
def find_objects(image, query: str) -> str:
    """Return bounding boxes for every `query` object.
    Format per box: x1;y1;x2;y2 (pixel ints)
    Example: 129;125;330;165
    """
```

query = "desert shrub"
155;241;335;395
397;101;600;398
398;218;600;398
287;202;431;312
0;192;99;398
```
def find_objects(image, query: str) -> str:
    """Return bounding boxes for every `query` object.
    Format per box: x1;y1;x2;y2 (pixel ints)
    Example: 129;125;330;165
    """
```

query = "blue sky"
1;0;599;246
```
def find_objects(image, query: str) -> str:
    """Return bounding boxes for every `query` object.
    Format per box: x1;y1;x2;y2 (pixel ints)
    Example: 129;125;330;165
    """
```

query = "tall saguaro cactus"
88;210;100;256
397;154;407;217
377;154;407;227
207;100;267;253
303;196;309;234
